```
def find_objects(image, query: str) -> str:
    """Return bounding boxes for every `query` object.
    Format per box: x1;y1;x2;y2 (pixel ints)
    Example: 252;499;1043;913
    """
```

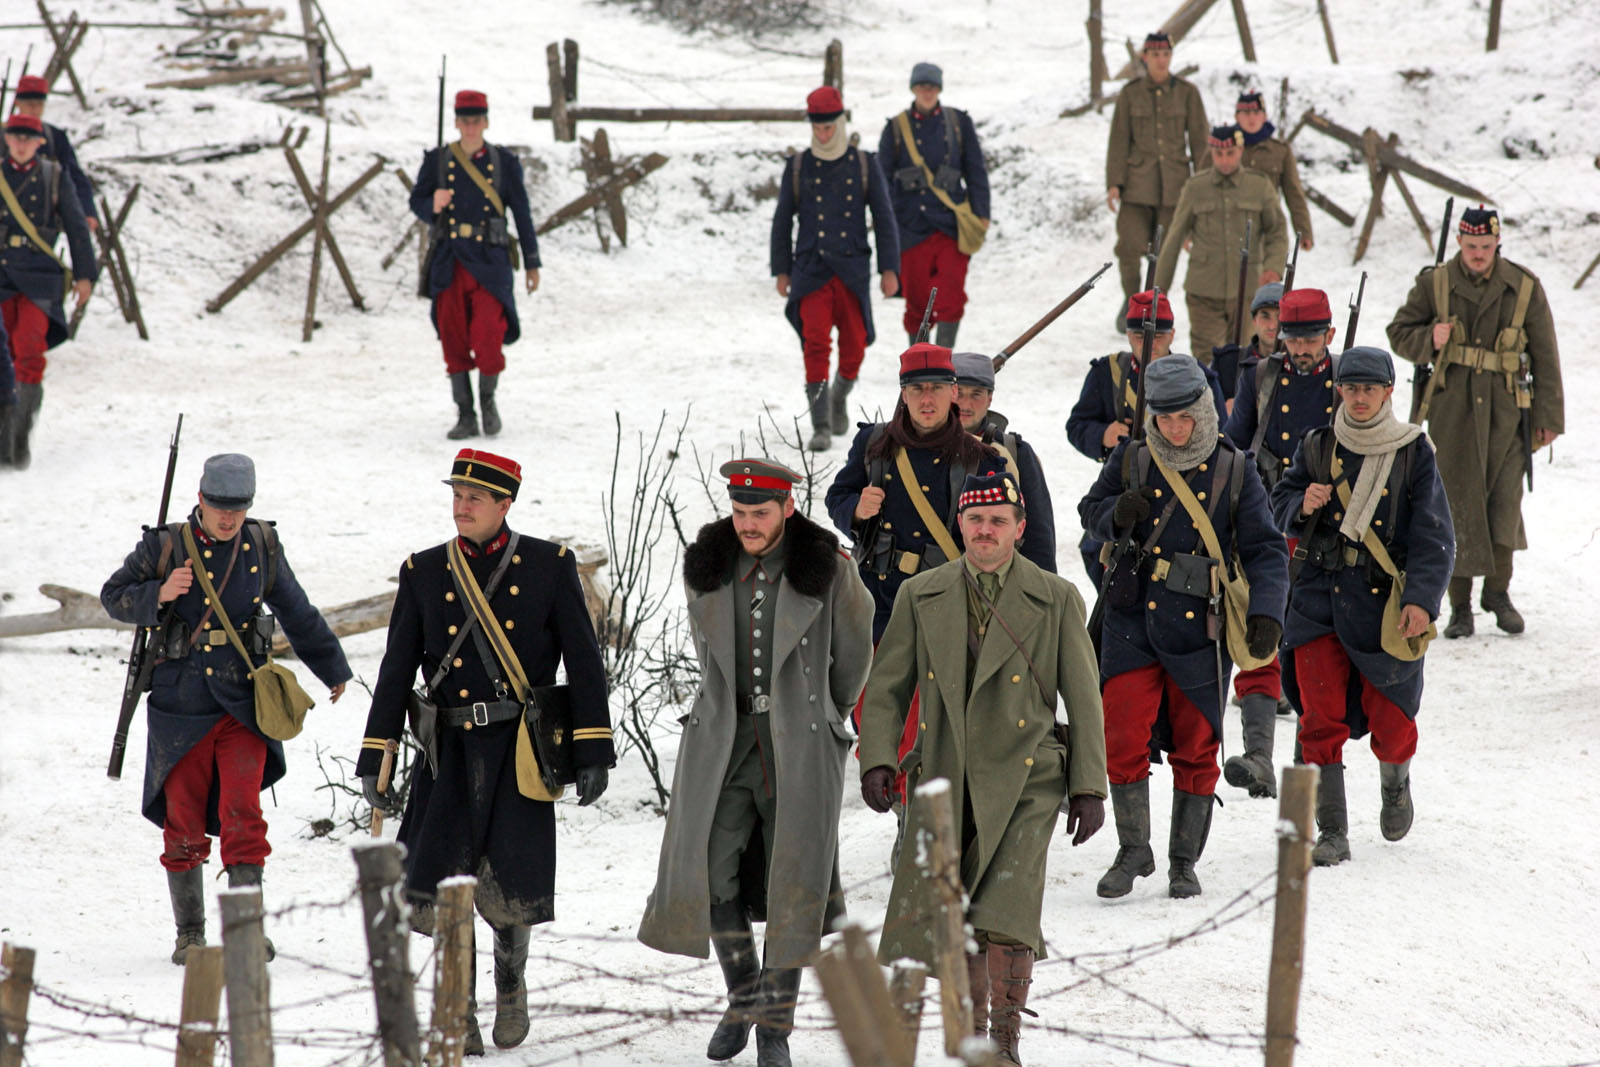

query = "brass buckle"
456;222;473;238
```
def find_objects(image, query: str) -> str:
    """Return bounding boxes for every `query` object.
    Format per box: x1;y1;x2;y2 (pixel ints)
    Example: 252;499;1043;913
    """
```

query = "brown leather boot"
986;944;1036;1065
966;950;989;1038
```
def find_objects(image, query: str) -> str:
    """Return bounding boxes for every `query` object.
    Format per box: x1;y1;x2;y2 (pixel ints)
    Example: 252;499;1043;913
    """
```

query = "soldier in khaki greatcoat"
1385;206;1563;638
1104;32;1210;329
1232;91;1313;251
1154;125;1287;362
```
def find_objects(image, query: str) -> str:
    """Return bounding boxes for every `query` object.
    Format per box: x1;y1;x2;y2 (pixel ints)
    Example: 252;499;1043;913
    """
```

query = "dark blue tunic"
770;146;899;347
1079;437;1289;736
875;105;990;247
358;530;614;928
39;122;98;222
1222;351;1337;488
410;142;540;347
100;516;352;831
1270;430;1455;727
824;420;1005;639
0;156;97;349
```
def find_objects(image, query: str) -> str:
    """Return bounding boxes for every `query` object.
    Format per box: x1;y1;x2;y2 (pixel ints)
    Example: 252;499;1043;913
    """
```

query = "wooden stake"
219;888;274;1067
1301;110;1492;201
840;925;910;1066
1573;247;1600;291
537;153;667;236
545;42;573;142
1228;0;1257;62
814;945;893;1066
1110;0;1221;80
353;843;422;1067
915;778;972;1056
1486;0;1503;51
370;740;398;837
562;38;579;102
822;39;843;92
429;878;476;1067
282;134;364;310
294;0;325;113
1086;1;1105;101
35;1;89;108
1277;77;1289;131
1386;155;1438;253
302;120;332;342
1304;185;1356;228
1315;0;1339;63
888;961;928;1059
1265;765;1318;1067
380;169;425;271
1353;127;1392;264
175;946;225;1067
0;943;35;1067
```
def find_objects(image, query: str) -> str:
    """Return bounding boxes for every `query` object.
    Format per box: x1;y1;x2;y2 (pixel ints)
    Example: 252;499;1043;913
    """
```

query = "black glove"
1246;615;1283;660
1061;794;1105;846
1112;486;1157;531
361;773;402;817
861;766;897;814
576;765;609;806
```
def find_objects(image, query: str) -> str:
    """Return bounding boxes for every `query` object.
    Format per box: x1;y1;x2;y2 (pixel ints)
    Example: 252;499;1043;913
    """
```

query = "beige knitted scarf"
811;119;848;161
1331;397;1422;541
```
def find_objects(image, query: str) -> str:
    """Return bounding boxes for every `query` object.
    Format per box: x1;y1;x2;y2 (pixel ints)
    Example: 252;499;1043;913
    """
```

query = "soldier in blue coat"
1065;291;1224;581
101;454;352;965
877;61;990;350
358;449;615;1053
1;111;95;468
1270;347;1454;867
1210;281;1281;409
411;90;541;441
772;86;899;452
952;351;1056;574
1079;356;1288;899
1218;287;1340;794
10;75;98;231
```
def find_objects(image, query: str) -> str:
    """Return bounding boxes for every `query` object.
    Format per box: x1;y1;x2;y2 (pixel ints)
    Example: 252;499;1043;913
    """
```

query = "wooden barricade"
353;842;422;1067
175;947;226;1067
1265;766;1318;1066
219;887;273;1066
0;943;35;1067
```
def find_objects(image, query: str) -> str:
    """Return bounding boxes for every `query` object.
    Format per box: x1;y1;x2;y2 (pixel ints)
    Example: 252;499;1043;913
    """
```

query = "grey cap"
951;352;995;390
199;453;255;509
1332;345;1395;386
1144;355;1208;414
910;61;943;89
1251;282;1284;312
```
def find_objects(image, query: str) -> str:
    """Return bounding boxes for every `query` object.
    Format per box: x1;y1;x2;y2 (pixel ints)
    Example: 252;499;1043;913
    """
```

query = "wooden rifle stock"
1284;236;1301;294
1344;271;1366;351
108;414;184;780
1143;224;1163;290
1132;285;1160;440
1410;196;1454;417
992;262;1112;372
914;287;938;343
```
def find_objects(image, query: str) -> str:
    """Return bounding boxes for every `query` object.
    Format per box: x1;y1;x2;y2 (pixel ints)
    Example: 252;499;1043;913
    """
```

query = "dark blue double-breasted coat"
1222;352;1338;486
875;105;989;248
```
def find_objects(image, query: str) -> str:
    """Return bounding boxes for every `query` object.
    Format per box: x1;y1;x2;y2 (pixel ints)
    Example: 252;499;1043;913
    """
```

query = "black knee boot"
1097;779;1155;898
1167;790;1214;899
447;372;478;440
12;383;41;470
754;965;801;1066
478;373;502;437
168;866;206;965
1223;693;1279;798
707;901;761;1060
491;924;530;1048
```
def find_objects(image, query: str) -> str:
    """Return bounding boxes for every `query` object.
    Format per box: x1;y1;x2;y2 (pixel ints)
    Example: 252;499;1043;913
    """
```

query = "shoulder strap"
181;524;258;676
1228;443;1247;530
447;536;532;700
963;566;1052;710
488;144;503;196
1110;353;1139;418
858;146;868;189
1149;450;1229;568
447;141;505;216
893;448;961;561
1507;269;1535;333
997;433;1022;481
0;166;66;267
791;151;803;199
249;520;280;599
1329;455;1402;578
944;107;962;157
1249;356;1281;458
155;521;185;581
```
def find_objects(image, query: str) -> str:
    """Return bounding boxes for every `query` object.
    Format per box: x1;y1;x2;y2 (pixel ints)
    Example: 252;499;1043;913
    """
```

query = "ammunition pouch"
485;216;510;248
860;526;896;576
894;164;927;192
1292;524;1345;574
1102;546;1143;609
159;616;193;661
1156;553;1217;599
406;688;440;775
245;613;276;658
891;542;951;577
932;163;963;196
1255;449;1283;489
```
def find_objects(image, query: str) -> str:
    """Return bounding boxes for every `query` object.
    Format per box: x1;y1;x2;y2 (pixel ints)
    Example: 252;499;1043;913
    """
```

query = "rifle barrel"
1132;285;1159;438
993;261;1112;369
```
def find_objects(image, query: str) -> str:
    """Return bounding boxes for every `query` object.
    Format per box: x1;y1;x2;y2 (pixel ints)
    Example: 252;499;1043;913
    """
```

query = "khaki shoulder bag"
1330;455;1436;662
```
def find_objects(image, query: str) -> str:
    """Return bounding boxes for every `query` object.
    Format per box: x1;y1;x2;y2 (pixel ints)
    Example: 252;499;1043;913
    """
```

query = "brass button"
510;585;519;595
505;620;515;630
459;688;469;698
1282;377;1291;386
927;671;935;679
1024;757;1035;767
1185;610;1195;619
207;571;215;579
463;721;473;731
921;485;930;492
1281;404;1291;413
453;657;463;668
1374;519;1383;526
1371;587;1381;595
1381;488;1389;496
1011;674;1021;683
1199;463;1207;472
244;543;251;551
512;555;521;563
1282;432;1291;440
1154;489;1163;497
250;565;258;574
1197;492;1207;501
204;549;213;559
1153;546;1162;554
448;625;459;635
445;591;456;602
1017;719;1026;728
920;722;927;731
206;667;214;676
1147;601;1157;610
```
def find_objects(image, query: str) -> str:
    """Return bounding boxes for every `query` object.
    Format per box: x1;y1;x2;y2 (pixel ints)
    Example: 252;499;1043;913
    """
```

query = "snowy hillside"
2;0;1598;1064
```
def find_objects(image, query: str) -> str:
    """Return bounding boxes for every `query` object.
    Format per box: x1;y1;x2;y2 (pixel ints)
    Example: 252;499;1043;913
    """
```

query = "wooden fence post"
429;877;477;1067
1086;1;1105;102
888;961;927;1057
1264;764;1318;1067
302;119;332;341
1228;0;1257;62
562;38;579;101
822;39;843;92
1315;0;1339;63
545;43;573;142
353;842;422;1067
0;943;36;1067
813;941;894;1065
1486;0;1503;51
220;887;274;1067
916;778;973;1056
175;946;225;1067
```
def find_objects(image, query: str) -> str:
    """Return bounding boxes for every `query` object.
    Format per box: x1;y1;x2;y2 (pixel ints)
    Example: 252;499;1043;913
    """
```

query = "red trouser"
2;295;49;385
159;715;271;873
1293;633;1418;766
798;275;866;384
898;231;969;335
1233;536;1295;698
1103;663;1220;795
435;261;507;375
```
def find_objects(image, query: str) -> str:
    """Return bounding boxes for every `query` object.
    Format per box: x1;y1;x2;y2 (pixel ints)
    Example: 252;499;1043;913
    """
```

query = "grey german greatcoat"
637;513;873;969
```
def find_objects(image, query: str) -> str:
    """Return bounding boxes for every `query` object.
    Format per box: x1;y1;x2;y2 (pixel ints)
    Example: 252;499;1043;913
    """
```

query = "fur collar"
683;511;840;598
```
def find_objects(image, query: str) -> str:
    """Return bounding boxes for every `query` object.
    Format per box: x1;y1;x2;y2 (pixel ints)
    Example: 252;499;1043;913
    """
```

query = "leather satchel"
522;684;577;795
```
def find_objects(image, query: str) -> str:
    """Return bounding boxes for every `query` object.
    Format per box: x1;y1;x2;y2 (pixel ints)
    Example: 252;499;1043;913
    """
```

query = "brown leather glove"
1062;794;1105;846
861;766;897;813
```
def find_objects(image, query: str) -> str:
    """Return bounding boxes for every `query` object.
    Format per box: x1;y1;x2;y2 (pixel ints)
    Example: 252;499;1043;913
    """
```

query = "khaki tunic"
1386;253;1564;575
1105;76;1210;207
1154;167;1288;302
859;554;1106;964
1241;138;1312;243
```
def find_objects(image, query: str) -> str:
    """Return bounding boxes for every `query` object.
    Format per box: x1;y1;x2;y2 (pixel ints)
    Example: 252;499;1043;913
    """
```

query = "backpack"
153;518;280;601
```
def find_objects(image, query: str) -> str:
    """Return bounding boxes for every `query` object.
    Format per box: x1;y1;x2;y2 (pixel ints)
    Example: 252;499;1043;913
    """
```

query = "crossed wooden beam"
68;185;148;341
207;125;386;339
36;0;89;109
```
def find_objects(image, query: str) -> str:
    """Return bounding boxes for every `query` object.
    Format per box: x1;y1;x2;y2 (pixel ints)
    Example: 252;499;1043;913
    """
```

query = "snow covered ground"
2;0;1598;1063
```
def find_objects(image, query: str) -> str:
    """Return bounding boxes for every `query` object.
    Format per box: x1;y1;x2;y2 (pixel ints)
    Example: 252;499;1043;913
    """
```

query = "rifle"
1230;219;1253;348
417;55;448;298
1344;271;1366;351
0;59;11;122
1410;196;1454;419
1518;350;1534;491
1132;284;1160;440
992;261;1111;373
108;415;184;780
914;287;938;343
1143;224;1163;290
1283;234;1301;294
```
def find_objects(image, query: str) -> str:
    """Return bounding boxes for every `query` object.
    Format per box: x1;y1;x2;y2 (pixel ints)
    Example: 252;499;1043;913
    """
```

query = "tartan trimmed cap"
957;470;1023;514
1208;124;1244;149
1235;90;1265;113
1333;346;1396;386
443;448;521;499
1278;288;1333;337
3;113;44;138
1144;355;1208;414
899;343;957;385
806;86;844;122
720;457;803;505
453;89;488;116
1459;204;1499;237
15;75;49;100
199;453;256;509
1126;289;1174;331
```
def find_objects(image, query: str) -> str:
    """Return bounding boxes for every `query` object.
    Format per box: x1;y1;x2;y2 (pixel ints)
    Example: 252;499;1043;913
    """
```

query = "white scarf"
1330;397;1422;541
811;119;848;162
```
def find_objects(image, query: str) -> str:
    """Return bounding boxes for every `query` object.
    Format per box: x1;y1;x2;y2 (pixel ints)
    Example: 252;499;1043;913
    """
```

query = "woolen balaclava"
812;118;848;161
1145;399;1220;471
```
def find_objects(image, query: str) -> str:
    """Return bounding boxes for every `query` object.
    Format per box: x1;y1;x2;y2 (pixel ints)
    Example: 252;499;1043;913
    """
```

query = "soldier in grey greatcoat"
639;458;872;1067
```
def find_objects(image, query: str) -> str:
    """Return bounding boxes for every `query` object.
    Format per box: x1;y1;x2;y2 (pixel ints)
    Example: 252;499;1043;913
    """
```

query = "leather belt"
439;699;522;729
737;694;773;716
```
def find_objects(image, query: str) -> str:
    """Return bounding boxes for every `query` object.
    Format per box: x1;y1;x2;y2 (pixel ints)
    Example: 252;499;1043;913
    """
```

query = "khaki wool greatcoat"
1240;138;1312;243
858;553;1106;965
1386;252;1564;575
638;513;873;970
1154;166;1288;302
1105;75;1210;207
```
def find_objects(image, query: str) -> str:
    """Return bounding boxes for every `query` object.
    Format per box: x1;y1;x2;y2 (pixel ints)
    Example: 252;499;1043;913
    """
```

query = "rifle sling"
447;141;505;216
446;535;532;701
0;165;67;269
